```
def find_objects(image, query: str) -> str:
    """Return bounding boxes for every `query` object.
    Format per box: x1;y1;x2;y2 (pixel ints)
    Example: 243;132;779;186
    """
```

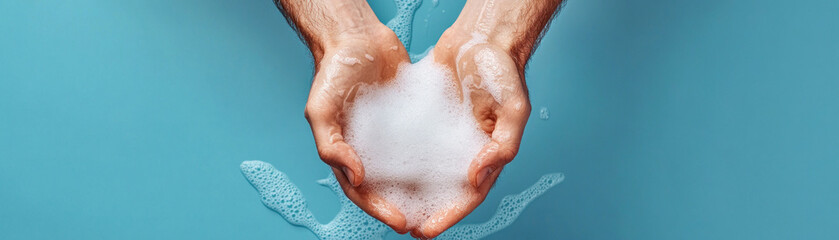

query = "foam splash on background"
386;0;423;53
384;0;435;62
241;161;564;240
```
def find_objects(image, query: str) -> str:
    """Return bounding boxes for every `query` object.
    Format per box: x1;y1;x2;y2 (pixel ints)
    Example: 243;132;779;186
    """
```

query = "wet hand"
304;24;413;233
411;27;531;239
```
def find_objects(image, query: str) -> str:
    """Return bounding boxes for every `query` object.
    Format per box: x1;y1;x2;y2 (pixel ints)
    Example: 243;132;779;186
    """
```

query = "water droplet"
539;107;550;120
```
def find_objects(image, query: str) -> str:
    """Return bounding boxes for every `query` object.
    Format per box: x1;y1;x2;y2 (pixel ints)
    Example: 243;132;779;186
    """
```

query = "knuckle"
304;103;326;122
523;99;532;110
303;106;312;121
519;100;532;114
503;98;531;118
523;102;533;117
498;145;519;164
316;147;335;163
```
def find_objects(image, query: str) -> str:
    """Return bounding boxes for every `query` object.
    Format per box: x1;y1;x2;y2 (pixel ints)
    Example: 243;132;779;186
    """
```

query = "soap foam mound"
345;53;490;229
240;160;564;240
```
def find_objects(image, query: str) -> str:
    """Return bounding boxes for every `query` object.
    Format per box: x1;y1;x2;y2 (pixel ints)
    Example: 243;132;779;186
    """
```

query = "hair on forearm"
510;0;566;73
272;0;332;60
273;1;306;45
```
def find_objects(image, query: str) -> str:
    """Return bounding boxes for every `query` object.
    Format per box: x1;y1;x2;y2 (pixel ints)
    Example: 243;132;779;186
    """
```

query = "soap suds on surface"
334;56;362;66
240;160;564;240
474;48;506;102
386;0;423;52
456;32;488;65
345;52;489;229
474;0;499;34
241;161;390;240
333;49;363;66
540;107;550;120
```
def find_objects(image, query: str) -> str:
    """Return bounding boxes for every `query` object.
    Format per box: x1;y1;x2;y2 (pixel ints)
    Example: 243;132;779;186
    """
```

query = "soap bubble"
539;107;550;120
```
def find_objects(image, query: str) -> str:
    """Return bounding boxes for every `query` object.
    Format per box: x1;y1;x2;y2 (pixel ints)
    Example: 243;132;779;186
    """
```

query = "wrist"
449;0;562;71
322;23;390;51
447;0;524;66
445;24;516;56
306;0;383;61
318;23;392;57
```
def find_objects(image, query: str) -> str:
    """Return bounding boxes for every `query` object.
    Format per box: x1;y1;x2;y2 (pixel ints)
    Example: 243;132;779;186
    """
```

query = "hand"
304;24;413;233
409;0;563;238
271;0;413;233
408;29;530;240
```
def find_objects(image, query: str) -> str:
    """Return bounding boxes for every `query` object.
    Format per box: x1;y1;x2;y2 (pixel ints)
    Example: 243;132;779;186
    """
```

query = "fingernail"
342;167;358;187
476;166;494;187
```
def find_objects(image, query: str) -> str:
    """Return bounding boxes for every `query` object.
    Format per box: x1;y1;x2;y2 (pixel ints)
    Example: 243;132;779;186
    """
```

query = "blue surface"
1;0;838;239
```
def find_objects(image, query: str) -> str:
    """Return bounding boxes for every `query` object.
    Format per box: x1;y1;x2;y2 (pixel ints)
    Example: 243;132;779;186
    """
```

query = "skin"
272;0;412;233
271;0;562;238
416;0;563;238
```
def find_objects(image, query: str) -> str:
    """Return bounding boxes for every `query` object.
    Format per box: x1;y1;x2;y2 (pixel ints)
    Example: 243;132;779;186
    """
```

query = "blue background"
1;0;837;239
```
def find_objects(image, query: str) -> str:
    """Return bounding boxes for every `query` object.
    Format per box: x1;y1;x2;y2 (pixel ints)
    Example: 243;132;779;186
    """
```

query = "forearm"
274;0;382;61
452;0;564;70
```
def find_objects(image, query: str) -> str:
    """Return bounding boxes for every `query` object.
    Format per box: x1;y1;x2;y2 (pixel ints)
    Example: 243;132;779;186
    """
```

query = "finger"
468;97;530;188
305;103;365;187
332;168;409;234
418;167;504;238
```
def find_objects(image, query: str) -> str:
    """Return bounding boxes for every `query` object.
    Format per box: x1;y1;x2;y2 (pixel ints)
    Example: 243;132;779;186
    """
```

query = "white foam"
345;53;490;229
455;32;488;65
452;32;510;103
539;107;550;120
334;49;362;66
474;48;508;102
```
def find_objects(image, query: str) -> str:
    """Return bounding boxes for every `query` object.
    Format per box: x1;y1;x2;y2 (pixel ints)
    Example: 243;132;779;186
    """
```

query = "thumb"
318;141;365;187
306;108;365;187
468;99;529;188
468;141;517;188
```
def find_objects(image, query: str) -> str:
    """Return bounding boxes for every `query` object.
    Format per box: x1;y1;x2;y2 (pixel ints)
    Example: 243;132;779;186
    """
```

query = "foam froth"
345;53;490;229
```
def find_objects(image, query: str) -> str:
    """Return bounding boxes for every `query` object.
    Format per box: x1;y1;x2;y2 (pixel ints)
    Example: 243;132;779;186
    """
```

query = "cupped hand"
412;28;532;239
304;24;413;233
